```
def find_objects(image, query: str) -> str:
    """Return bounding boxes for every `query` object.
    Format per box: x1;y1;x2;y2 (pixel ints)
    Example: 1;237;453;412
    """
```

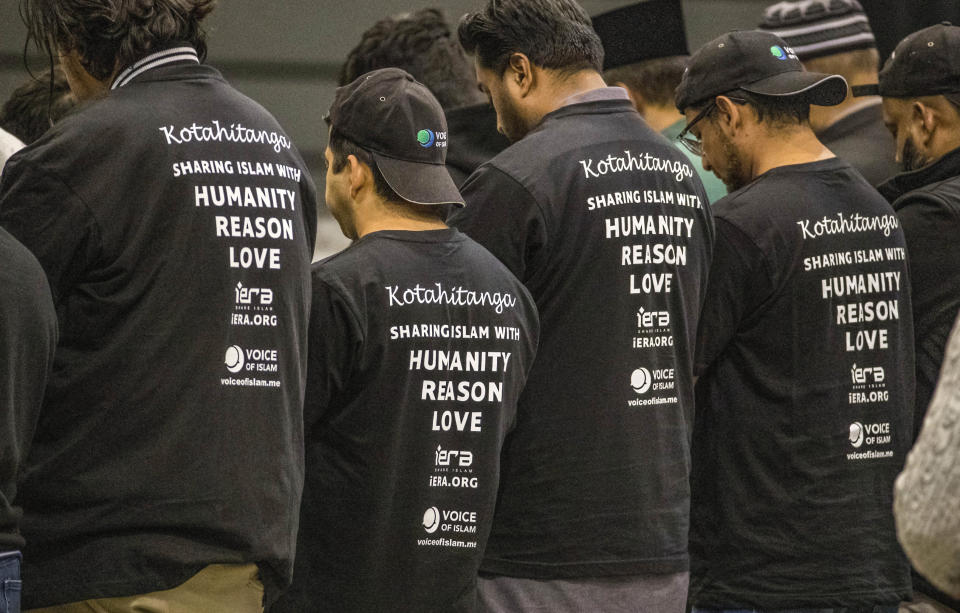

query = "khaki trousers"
28;563;263;613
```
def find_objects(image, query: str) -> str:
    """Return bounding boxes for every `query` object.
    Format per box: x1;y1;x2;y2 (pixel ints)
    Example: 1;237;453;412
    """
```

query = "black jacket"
0;48;316;607
818;102;900;187
445;103;510;188
879;146;960;437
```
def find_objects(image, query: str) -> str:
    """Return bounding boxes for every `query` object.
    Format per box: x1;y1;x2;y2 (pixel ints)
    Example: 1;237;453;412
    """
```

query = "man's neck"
750;125;836;180
537;69;609;119
354;206;448;239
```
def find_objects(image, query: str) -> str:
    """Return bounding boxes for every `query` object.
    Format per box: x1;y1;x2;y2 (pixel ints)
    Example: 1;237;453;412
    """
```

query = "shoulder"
894;175;960;213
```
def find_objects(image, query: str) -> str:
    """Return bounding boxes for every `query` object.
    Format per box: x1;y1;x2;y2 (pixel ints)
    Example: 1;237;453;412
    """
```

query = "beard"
493;95;530;143
901;136;930;172
713;128;750;193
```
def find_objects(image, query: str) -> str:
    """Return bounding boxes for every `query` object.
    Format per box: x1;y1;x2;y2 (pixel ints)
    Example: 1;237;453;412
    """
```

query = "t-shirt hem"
479;556;688;580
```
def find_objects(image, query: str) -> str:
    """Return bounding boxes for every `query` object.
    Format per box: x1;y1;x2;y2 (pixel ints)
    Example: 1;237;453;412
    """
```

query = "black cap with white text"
675;30;848;110
327;67;464;207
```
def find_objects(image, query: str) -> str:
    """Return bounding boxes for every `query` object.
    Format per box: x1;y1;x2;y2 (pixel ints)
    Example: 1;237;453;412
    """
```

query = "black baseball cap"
593;0;689;70
326;67;464;207
675;30;848;110
873;23;960;104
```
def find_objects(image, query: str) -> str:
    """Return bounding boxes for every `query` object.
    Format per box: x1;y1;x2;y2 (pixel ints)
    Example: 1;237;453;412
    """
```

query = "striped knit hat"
758;0;877;61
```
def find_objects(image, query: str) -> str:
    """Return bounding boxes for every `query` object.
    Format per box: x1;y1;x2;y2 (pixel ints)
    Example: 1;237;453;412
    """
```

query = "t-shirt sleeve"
694;217;774;375
305;275;364;429
448;164;547;281
0;156;101;304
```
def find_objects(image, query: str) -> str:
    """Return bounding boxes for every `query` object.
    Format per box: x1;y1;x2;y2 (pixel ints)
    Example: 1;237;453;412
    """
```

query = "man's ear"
506;52;535;98
714;95;744;134
347;155;370;199
913;100;937;147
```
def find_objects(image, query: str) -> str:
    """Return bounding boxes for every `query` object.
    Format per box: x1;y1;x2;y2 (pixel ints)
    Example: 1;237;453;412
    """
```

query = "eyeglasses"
676;96;747;157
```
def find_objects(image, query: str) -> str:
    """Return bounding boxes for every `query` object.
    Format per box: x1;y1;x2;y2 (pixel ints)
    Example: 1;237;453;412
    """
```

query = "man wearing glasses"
676;31;916;612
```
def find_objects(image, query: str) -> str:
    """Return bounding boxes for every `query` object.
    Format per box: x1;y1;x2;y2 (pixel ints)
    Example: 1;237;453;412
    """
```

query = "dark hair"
735;89;811;125
603;56;688;107
327;130;448;220
340;8;483;110
1;66;77;144
20;0;217;81
458;0;604;75
693;89;811;127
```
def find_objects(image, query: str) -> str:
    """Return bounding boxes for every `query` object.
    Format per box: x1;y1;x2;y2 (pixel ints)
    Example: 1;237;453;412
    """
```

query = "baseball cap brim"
741;71;848;106
373;152;465;207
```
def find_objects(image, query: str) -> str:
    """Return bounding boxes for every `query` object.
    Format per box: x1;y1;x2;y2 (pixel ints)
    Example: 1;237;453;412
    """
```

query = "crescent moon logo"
630;368;652;394
225;345;245;373
849;422;865;448
422;506;440;533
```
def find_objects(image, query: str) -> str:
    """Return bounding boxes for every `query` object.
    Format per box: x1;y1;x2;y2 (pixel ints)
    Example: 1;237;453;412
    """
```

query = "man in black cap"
593;0;727;202
451;1;715;611
272;68;539;613
338;8;510;187
875;22;960;439
873;24;960;611
759;0;899;185
677;30;915;612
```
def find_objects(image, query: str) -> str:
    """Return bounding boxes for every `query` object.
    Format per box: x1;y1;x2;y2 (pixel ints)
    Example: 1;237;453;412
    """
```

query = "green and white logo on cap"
770;45;788;60
417;129;435;148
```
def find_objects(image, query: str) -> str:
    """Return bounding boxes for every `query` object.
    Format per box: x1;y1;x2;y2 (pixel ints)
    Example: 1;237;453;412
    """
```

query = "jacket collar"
111;45;200;90
878;145;960;203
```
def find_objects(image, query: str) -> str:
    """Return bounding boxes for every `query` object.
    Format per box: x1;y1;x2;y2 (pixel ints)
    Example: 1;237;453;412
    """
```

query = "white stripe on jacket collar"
111;47;199;90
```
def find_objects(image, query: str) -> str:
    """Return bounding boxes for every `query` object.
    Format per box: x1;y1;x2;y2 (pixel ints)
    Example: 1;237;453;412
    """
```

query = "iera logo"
851;363;885;385
637;307;670;330
223;346;279;373
235;282;273;307
849;421;891;448
233;283;277;327
849;363;888;404
435;445;473;468
416;129;448;148
421;507;477;534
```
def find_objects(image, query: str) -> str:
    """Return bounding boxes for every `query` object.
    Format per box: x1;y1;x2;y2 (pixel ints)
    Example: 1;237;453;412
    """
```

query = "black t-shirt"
691;158;914;608
273;229;538;613
0;227;56;551
449;97;715;579
0;52;316;607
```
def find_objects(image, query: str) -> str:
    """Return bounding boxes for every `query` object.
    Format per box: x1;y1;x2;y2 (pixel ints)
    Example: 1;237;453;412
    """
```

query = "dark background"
0;1;954;255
